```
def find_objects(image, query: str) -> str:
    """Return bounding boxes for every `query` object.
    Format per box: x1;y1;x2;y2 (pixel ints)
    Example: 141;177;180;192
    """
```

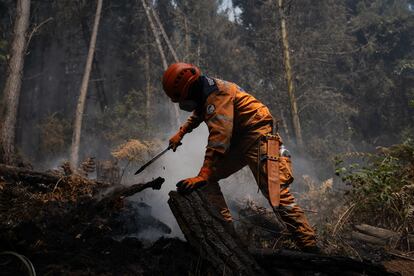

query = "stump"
168;190;394;275
168;190;267;276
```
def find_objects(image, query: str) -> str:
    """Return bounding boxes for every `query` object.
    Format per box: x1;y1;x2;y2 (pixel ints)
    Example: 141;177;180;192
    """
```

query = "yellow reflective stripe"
207;114;233;124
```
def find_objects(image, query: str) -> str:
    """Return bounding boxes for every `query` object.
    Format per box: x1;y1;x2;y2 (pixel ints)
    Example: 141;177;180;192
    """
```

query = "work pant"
202;137;316;248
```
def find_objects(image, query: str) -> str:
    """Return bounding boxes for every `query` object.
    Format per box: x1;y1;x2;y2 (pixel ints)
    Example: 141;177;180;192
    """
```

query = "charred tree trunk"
168;191;267;276
140;0;180;128
0;0;31;165
277;0;303;149
70;0;103;168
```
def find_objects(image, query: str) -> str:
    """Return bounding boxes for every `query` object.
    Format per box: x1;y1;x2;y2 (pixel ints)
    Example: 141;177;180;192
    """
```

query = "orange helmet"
162;63;201;102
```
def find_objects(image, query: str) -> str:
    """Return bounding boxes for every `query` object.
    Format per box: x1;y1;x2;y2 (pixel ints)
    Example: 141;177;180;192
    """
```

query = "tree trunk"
77;0;107;111
184;17;190;61
0;0;31;165
280;111;291;143
70;0;103;168
140;0;180;128
150;6;179;62
144;26;151;125
168;191;267;276
277;0;303;149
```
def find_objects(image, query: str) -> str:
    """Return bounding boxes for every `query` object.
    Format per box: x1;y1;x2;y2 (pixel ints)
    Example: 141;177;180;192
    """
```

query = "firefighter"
163;62;317;252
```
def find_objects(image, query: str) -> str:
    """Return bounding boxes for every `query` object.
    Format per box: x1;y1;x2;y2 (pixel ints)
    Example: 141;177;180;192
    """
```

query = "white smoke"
128;123;270;239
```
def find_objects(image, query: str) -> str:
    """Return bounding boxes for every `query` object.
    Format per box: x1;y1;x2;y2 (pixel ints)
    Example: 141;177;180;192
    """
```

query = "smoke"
127;123;273;239
34;114;330;242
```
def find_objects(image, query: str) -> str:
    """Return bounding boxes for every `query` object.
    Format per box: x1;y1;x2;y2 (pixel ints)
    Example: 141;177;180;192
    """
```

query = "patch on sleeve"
206;104;215;114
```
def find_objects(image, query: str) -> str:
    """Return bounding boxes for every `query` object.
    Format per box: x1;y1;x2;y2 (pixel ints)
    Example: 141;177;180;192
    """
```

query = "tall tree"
70;0;103;168
141;0;180;128
277;0;303;148
0;0;31;165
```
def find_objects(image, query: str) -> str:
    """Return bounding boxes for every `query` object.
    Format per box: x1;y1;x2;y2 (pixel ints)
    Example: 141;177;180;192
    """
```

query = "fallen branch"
353;224;414;246
96;177;165;209
351;231;387;246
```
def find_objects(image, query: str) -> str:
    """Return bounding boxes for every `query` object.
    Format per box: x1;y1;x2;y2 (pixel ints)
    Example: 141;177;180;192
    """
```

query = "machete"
134;146;171;175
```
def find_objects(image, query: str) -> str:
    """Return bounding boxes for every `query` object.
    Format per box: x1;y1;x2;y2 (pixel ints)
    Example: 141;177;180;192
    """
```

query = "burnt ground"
0;164;413;275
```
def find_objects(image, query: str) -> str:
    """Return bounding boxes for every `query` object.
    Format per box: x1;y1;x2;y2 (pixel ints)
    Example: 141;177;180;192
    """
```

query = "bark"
0;0;31;165
70;0;103;168
277;0;303;149
140;0;180;128
168;191;267;276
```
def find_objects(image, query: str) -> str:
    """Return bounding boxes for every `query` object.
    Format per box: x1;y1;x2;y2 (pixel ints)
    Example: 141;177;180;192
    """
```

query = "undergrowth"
335;138;414;232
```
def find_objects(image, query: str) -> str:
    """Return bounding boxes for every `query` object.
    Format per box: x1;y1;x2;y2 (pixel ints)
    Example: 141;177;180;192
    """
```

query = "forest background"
0;0;413;236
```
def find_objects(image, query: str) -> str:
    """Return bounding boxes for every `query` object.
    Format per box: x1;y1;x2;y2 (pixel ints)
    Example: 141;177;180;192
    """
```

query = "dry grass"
111;139;163;163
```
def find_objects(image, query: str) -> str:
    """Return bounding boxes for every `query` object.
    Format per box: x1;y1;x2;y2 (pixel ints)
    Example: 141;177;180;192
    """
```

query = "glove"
169;128;185;151
176;176;208;195
176;167;212;195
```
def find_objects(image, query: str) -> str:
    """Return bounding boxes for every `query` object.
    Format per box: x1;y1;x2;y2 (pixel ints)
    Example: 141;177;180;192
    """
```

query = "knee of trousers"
201;181;233;222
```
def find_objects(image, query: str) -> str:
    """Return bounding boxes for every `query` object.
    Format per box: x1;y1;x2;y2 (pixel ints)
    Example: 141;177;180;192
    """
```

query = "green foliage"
336;138;414;230
394;59;414;76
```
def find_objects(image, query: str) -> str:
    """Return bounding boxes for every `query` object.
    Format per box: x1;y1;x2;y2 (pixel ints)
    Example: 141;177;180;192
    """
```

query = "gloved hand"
169;129;185;151
176;176;208;195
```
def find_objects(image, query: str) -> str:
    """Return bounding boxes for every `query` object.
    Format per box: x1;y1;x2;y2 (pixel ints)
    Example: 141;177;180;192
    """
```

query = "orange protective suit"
179;77;316;248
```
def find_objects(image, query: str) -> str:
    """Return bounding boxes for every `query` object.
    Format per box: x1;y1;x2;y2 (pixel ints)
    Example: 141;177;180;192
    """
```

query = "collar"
200;75;218;102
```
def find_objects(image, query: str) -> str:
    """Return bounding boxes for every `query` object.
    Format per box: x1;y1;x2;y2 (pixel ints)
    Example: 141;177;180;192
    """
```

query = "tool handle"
134;146;170;175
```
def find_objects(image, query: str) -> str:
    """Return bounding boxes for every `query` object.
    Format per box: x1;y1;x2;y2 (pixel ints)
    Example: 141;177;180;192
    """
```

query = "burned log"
0;165;170;274
0;163;61;187
250;248;393;275
168;190;268;276
96;177;165;209
169;190;394;275
352;224;414;246
351;231;388;246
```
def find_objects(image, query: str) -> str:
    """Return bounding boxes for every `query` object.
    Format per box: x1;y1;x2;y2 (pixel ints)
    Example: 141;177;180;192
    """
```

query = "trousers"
202;137;316;248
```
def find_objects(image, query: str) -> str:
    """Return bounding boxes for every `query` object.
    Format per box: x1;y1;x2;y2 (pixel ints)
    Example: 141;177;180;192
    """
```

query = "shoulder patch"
205;76;215;86
206;104;215;114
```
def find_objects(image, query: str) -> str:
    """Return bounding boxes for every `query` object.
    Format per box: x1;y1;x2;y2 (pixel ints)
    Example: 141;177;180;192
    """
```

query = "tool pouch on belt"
263;133;294;207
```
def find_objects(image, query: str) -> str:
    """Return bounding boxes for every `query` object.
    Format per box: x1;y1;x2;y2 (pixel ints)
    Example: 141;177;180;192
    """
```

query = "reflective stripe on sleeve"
207;114;233;124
